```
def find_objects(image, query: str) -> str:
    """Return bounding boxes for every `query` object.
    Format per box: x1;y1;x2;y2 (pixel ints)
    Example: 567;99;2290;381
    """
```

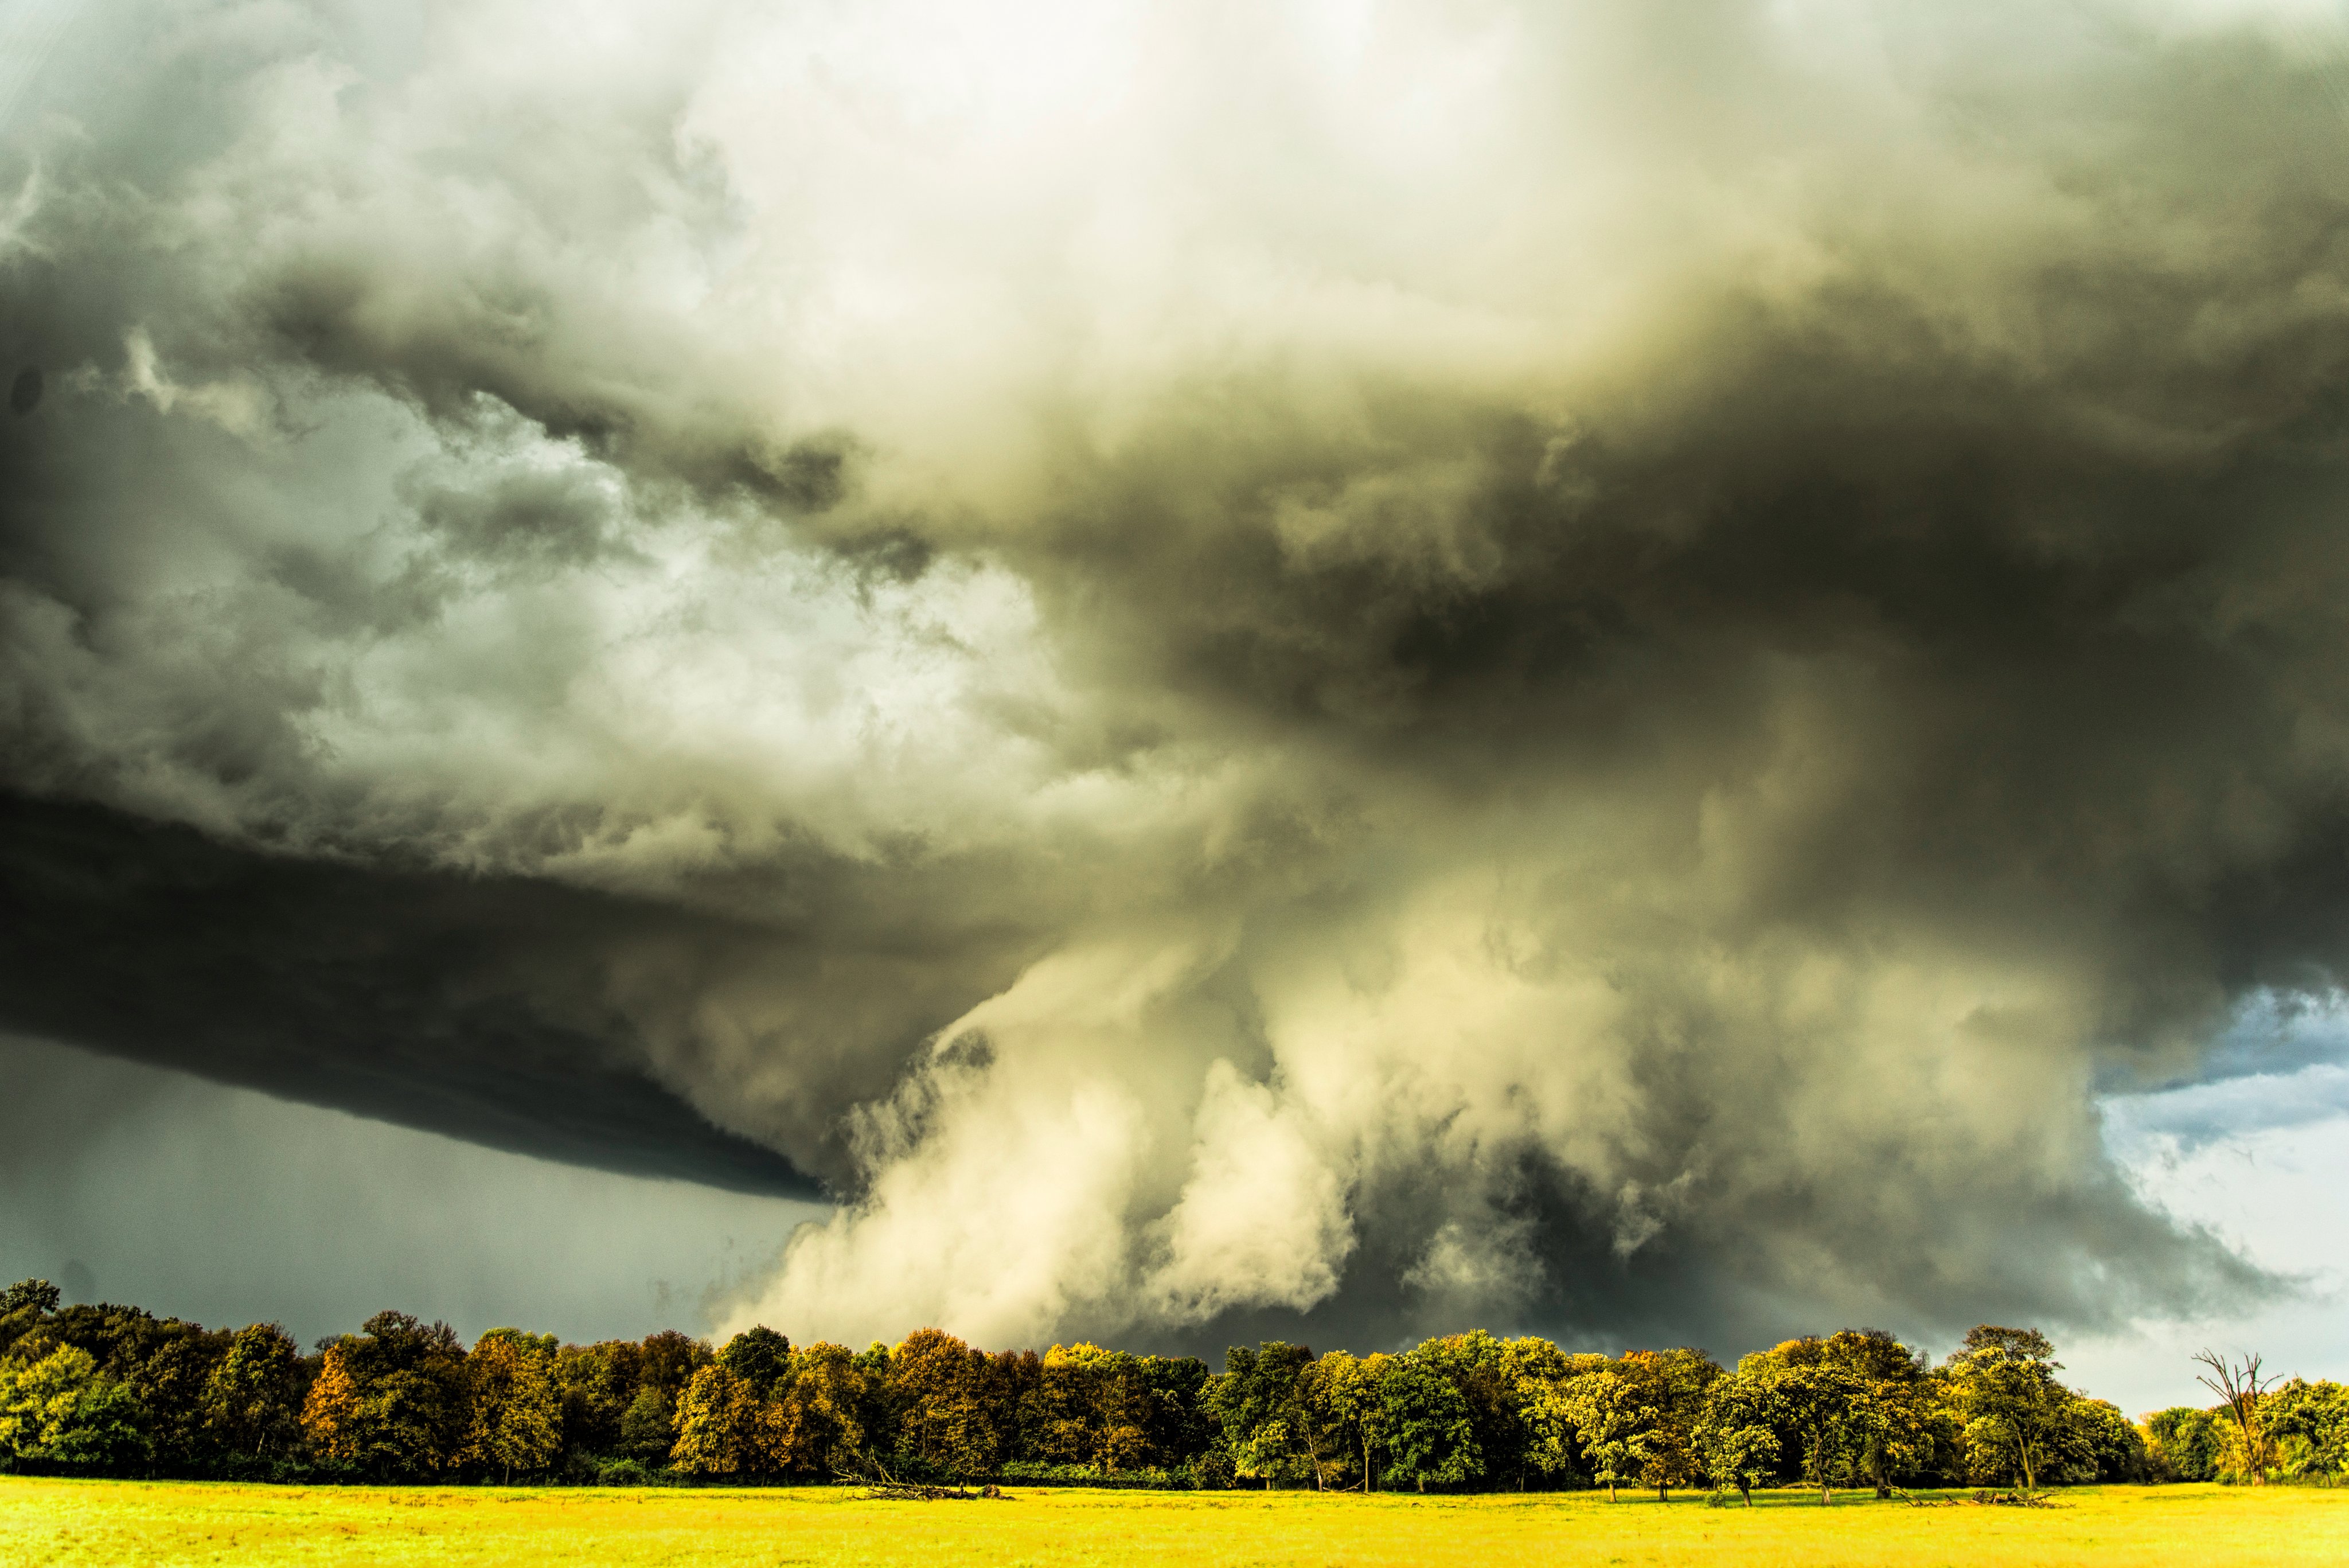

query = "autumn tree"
891;1328;1003;1480
463;1331;563;1483
670;1363;764;1478
771;1341;876;1478
299;1312;469;1479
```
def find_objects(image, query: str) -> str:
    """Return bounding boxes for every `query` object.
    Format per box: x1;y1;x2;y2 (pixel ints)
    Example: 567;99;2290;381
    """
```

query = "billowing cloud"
5;0;2346;1355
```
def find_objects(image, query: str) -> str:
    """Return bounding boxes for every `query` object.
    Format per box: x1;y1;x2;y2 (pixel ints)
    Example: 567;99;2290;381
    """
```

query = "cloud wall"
7;0;2349;1352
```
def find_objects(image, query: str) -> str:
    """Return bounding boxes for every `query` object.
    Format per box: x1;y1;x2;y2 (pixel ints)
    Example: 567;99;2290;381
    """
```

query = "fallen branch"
833;1460;1006;1500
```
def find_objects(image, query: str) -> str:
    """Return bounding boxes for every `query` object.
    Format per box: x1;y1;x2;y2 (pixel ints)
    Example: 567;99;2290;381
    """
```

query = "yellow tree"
892;1328;1002;1480
299;1345;365;1465
463;1331;562;1483
671;1364;759;1477
771;1343;873;1478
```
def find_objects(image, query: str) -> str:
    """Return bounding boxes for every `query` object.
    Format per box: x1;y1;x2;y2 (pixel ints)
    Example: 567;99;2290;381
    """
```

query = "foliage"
2266;1379;2349;1481
1696;1366;1781;1504
463;1332;563;1480
0;1277;2306;1500
2144;1406;2224;1483
1940;1326;2077;1492
0;1345;150;1471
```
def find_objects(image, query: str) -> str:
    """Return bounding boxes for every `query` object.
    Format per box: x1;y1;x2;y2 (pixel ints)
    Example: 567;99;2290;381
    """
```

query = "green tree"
2265;1379;2349;1480
1619;1349;1718;1500
1747;1341;1865;1504
1559;1362;1653;1501
0;1280;60;1362
717;1327;793;1401
1201;1342;1315;1489
1381;1356;1481;1492
2144;1406;2223;1481
1696;1366;1782;1505
1942;1326;2068;1493
200;1323;305;1464
617;1384;678;1465
2062;1397;2147;1483
1816;1330;1934;1497
1297;1351;1392;1491
0;1344;150;1471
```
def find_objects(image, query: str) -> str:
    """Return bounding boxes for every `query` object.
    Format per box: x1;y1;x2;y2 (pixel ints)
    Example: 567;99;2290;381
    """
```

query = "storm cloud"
5;0;2347;1356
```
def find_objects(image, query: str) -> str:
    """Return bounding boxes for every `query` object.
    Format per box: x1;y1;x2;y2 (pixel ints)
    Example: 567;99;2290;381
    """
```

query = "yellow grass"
3;1477;2343;1567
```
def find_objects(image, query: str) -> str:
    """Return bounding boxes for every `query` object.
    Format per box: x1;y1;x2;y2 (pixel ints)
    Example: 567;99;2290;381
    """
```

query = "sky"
7;0;2349;1411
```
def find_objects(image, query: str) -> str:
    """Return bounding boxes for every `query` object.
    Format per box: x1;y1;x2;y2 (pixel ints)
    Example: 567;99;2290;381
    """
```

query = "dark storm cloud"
0;791;816;1196
4;0;2348;1356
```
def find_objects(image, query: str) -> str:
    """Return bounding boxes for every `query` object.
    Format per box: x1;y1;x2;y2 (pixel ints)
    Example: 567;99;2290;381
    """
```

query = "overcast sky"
7;0;2349;1402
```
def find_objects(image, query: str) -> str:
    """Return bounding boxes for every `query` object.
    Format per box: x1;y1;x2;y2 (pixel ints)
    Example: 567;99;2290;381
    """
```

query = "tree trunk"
1658;1484;1668;1503
1821;1483;1831;1505
1607;1481;1617;1502
1739;1484;1752;1508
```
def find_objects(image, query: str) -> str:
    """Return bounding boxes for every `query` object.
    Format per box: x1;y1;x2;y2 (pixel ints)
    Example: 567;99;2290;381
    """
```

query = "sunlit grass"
3;1476;2343;1566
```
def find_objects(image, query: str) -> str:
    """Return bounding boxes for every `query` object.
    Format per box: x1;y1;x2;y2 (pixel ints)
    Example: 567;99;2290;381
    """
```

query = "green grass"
3;1477;2344;1566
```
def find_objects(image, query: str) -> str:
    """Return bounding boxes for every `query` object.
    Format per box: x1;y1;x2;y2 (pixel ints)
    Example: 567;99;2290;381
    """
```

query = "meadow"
2;1479;2344;1567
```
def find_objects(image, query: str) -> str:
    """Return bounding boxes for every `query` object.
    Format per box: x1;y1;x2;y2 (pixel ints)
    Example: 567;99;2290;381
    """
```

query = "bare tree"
2192;1351;2274;1484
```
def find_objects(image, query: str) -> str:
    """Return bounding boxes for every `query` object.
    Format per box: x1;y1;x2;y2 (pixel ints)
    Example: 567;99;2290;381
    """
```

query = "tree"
1297;1351;1392;1491
1380;1356;1481;1492
2063;1398;2147;1482
2194;1350;2275;1484
771;1342;875;1478
201;1323;304;1464
1942;1326;2069;1493
128;1327;231;1473
1202;1343;1316;1489
1618;1349;1718;1501
670;1364;761;1478
1765;1357;1864;1504
1559;1363;1653;1501
1696;1366;1782;1505
463;1331;563;1483
717;1327;792;1401
891;1328;1002;1481
1817;1330;1934;1497
552;1341;641;1464
2144;1406;2223;1481
2265;1379;2349;1480
299;1312;469;1479
0;1344;150;1471
618;1383;678;1465
1136;1355;1213;1472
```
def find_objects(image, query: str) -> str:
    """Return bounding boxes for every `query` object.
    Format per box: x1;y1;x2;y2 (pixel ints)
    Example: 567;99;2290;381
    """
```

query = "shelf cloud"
6;0;2348;1354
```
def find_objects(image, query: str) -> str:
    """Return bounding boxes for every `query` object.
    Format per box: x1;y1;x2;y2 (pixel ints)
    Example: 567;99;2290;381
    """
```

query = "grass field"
4;1477;2344;1567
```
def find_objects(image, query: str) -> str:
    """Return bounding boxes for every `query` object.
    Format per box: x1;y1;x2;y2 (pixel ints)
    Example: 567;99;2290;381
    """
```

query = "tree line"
1;1278;2339;1493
